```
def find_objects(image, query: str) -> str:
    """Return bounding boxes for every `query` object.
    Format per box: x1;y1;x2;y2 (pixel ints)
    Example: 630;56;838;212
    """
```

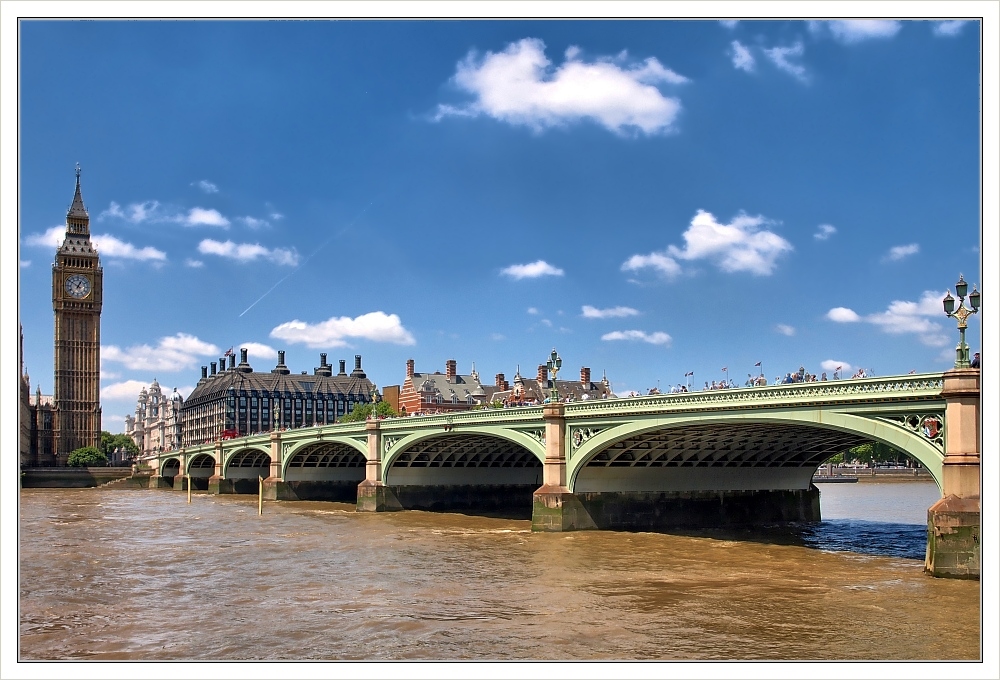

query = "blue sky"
11;15;990;431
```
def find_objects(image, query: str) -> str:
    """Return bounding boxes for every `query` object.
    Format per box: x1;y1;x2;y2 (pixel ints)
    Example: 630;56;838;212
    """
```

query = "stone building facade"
124;379;184;457
179;349;374;447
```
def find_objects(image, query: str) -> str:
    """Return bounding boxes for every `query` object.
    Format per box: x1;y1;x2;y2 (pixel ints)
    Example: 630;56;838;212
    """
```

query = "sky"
10;11;993;432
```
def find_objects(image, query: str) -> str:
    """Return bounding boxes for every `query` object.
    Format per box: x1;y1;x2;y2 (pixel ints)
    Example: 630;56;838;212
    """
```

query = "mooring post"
258;475;263;515
187;474;192;503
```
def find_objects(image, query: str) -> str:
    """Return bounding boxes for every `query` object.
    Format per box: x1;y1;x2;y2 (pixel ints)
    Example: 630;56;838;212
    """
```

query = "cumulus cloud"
763;42;808;82
98;200;161;223
827;307;861;322
933;21;969;37
500;260;564;279
719;20;739;30
270;311;416;348
92;234;167;261
582;305;639;319
101;379;153;401
435;38;688;136
184;258;204;268
828;20;902;44
621;251;683;278
184;207;230;228
198;239;299;266
884;243;919;262
23;225;165;261
821;360;853;373
527;307;540;315
238;341;278;360
730;40;755;72
814;224;837;241
601;330;672;345
776;324;796;336
194;180;219;194
102;333;220;372
827;291;950;347
625;210;792;279
239;216;271;229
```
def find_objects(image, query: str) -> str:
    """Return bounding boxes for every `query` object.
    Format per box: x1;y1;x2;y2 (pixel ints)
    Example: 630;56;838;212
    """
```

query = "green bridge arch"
280;436;369;478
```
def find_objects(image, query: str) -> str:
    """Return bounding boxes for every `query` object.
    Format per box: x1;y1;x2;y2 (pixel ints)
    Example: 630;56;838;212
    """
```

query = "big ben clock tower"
51;165;102;463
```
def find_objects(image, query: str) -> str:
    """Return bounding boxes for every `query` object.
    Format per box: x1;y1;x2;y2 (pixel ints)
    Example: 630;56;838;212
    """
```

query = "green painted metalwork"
147;373;949;491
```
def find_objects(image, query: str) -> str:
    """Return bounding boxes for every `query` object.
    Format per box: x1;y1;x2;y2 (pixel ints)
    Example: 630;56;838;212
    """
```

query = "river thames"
18;480;980;664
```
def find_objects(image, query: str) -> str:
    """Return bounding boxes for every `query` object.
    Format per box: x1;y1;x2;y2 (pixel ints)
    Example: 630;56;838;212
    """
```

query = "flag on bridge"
721;367;728;372
836;365;842;371
684;371;693;377
909;369;916;374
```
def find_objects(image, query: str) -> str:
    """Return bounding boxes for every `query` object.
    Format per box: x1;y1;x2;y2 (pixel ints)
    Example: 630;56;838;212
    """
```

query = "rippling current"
19;481;979;661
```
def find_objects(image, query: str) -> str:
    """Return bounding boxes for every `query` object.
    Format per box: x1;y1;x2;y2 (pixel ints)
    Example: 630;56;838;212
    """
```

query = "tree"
67;446;108;467
340;400;398;423
845;441;908;467
99;431;140;462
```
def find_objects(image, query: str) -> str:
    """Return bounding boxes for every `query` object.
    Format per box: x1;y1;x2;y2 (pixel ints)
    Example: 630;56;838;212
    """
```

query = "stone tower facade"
51;166;103;463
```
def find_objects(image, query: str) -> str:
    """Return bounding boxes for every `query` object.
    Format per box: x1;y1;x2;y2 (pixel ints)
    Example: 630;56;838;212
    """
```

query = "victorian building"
397;359;489;415
488;364;615;404
124;379;184;457
179;349;374;447
49;166;103;463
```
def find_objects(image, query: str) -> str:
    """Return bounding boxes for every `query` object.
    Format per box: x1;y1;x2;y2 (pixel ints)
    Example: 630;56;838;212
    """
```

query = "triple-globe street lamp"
546;348;563;402
942;274;980;369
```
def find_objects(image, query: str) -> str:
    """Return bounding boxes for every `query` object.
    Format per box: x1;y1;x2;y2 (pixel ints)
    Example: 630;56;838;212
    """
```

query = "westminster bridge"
144;369;981;578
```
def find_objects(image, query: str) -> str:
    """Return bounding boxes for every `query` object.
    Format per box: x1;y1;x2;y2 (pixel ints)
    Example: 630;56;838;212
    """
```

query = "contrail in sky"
237;201;374;318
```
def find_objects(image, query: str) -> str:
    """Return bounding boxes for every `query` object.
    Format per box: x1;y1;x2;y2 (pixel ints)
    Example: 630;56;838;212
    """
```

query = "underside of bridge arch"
160;457;181;480
182;453;216;490
212;448;272;494
567;422;873;531
277;442;366;501
384;434;542;518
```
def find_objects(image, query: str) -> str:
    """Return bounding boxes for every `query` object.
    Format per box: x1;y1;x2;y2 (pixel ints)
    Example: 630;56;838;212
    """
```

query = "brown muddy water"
18;482;979;661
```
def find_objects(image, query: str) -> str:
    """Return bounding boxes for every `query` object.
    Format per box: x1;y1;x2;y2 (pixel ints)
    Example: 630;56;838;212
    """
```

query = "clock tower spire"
51;164;103;463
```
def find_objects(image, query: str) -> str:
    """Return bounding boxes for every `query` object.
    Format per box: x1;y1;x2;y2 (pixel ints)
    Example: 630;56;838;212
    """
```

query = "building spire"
67;163;89;220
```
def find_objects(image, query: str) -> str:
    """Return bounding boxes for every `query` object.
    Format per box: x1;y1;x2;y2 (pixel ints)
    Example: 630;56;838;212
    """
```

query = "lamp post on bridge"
942;274;980;369
546;348;562;402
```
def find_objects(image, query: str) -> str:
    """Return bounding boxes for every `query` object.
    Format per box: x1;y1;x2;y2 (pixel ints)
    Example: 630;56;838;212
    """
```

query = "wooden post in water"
187;474;192;503
258;475;263;515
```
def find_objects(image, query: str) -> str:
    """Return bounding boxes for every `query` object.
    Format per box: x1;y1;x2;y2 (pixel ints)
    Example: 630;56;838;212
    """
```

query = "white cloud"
821;360;853;373
540;318;553;327
828;20;902;44
500;260;564;279
933;21;969;37
20;260;30;268
582;305;639;319
436;38;687;136
184;258;204;268
240;216;271;229
884;243;919;261
814;224;837;241
184;207;230;228
763;42;808;82
238;342;278;360
601;330;672;346
194;180;219;194
776;324;796;336
527;307;540;315
23;225;165;261
719;20;739;30
102;333;220;372
270;311;416;348
828;291;950;347
24;225;64;248
621;251;682;278
92;234;167;261
827;307;861;322
99;200;163;223
730;40;755;72
101;379;152;401
491;333;506;341
198;239;299;266
269;212;284;220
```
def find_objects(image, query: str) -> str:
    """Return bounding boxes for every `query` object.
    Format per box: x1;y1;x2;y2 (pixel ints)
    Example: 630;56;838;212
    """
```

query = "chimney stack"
241;348;248;364
339;359;346;375
272;350;291;375
202;366;208;379
406;359;415;378
581;367;591;386
320;353;328;366
314;352;332;377
210;362;217;375
446;359;457;382
351;355;366;378
229;354;236;370
537;364;548;384
219;357;226;372
496;373;505;388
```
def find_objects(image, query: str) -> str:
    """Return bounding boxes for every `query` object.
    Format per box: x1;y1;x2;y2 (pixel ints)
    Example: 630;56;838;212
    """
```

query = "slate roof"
410;372;488;401
182;363;373;411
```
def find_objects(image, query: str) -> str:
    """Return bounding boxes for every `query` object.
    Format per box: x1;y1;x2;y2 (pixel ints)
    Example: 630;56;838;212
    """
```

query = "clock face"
65;274;92;299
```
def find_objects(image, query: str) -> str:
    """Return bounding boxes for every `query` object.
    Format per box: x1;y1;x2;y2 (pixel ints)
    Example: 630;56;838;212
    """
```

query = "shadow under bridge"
280;441;366;502
385;432;542;519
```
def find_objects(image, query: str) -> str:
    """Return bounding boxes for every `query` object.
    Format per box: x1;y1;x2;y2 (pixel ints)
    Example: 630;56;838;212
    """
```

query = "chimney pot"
229;354;236;370
201;366;208;379
407;359;415;378
581;367;591;385
495;373;505;388
537;364;548;383
240;348;248;364
278;350;285;365
355;355;362;370
210;362;217;375
320;352;327;366
446;359;457;382
339;359;346;375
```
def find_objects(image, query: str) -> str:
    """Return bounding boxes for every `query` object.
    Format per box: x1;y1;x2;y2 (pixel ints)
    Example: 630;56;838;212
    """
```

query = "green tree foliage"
67;446;108;467
99;431;140;461
339;400;398;423
844;441;910;466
